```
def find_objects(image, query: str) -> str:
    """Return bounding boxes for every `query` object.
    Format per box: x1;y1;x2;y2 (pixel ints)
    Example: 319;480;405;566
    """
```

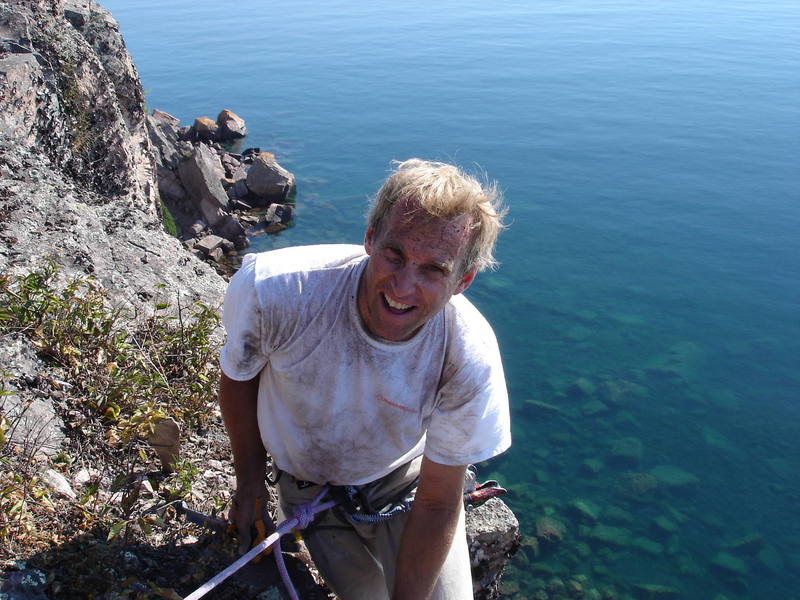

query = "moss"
160;201;177;237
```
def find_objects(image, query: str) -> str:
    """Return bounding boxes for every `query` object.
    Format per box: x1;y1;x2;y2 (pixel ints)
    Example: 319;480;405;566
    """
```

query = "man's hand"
393;457;466;600
228;481;272;555
219;372;271;555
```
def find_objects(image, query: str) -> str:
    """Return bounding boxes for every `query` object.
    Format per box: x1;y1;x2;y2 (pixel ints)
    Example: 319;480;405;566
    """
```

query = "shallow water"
105;1;800;597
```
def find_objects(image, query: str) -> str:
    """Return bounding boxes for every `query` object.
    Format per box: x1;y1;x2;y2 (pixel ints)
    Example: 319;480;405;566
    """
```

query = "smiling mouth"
383;293;414;314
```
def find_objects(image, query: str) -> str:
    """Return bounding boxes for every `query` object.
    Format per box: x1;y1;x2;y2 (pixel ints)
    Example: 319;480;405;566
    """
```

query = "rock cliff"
0;0;226;308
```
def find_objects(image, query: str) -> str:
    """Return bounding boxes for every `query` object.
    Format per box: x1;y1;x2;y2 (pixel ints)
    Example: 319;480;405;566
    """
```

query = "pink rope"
183;488;337;600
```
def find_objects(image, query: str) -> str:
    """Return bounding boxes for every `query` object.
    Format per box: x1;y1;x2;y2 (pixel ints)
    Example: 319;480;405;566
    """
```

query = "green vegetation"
160;201;178;238
0;261;222;569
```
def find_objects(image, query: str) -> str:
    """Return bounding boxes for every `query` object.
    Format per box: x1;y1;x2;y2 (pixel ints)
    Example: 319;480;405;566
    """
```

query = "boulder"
0;335;65;458
216;109;247;140
587;524;632;548
568;499;600;523
465;498;520;600
208;247;225;263
535;516;566;547
711;551;749;576
608;437;643;468
0;568;48;600
265;203;294;225
42;469;77;500
177;144;244;241
194;235;225;256
147;417;181;472
192;116;219;141
246;152;295;203
155;165;186;204
727;533;765;556
649;465;699;494
631;583;680;599
617;472;658;502
147;109;183;168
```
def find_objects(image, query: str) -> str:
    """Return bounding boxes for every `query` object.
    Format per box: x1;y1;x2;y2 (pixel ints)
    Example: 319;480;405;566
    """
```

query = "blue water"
104;1;800;597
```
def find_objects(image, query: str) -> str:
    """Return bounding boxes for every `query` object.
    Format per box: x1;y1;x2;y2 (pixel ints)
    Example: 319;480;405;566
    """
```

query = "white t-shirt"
220;244;510;486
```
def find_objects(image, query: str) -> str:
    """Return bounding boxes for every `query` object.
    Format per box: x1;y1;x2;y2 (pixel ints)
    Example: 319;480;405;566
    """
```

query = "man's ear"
364;226;374;254
454;268;477;295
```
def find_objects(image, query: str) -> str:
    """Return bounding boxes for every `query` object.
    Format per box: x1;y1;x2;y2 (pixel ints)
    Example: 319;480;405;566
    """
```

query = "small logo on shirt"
378;395;418;414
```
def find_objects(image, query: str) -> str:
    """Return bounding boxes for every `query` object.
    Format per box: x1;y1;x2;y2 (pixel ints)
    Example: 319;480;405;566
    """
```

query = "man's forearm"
393;458;466;600
219;372;267;485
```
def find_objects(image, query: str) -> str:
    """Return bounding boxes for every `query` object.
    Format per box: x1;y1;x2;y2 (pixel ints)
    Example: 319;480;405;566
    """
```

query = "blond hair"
367;159;506;273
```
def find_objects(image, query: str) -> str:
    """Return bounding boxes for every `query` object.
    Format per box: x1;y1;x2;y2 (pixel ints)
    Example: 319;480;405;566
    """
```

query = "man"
219;158;510;600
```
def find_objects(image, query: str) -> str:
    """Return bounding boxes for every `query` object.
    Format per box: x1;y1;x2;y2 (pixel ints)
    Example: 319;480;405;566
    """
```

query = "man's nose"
392;265;417;297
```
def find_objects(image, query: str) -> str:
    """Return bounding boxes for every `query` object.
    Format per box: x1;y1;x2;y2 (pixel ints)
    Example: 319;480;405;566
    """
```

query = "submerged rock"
711;551;749;576
608;437;643;468
649;465;699;494
631;583;680;599
536;516;566;547
586;524;632;548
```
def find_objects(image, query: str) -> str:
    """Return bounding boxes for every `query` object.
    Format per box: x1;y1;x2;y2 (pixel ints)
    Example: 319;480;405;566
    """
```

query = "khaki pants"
277;457;473;600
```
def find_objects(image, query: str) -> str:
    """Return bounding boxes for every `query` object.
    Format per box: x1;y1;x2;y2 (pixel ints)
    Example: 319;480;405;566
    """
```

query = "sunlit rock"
216;109;247;140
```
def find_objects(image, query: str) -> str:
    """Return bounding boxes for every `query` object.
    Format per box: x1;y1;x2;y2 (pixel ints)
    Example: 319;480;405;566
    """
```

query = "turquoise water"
104;1;799;597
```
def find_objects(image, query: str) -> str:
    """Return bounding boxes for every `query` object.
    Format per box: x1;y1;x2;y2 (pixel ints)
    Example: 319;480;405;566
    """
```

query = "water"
103;1;800;597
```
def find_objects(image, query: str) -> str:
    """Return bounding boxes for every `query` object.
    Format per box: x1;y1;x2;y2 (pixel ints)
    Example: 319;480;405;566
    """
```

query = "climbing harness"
180;466;506;599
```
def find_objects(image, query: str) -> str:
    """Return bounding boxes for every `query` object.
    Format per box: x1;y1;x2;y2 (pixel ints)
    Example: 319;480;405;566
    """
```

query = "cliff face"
0;0;226;307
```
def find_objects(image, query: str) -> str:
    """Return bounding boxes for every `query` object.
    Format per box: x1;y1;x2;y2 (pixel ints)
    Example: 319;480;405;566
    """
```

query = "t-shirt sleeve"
424;308;511;466
219;254;269;381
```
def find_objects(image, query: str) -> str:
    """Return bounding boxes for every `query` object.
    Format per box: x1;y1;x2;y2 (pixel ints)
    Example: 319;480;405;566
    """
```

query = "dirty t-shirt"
219;244;510;486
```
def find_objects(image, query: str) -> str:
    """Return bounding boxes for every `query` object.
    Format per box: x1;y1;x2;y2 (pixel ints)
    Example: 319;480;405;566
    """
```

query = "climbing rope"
183;486;336;600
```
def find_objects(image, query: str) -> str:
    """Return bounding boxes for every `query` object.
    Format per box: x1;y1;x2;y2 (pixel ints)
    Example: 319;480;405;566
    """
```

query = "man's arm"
393;456;466;600
219;372;269;553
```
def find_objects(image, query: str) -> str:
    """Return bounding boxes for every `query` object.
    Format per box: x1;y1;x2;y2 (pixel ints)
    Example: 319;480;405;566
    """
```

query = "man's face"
358;201;477;342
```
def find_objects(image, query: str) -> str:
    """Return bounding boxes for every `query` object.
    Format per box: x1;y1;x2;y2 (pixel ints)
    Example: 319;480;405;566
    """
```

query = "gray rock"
265;203;294;224
208;247;225;263
148;417;180;472
177;144;244;240
147;110;183;168
42;469;77;500
0;335;65;458
246;152;295;203
192;116;219;141
466;498;520;600
216;109;247;140
195;235;225;256
609;436;643;468
649;464;699;493
0;568;48;600
155;165;186;203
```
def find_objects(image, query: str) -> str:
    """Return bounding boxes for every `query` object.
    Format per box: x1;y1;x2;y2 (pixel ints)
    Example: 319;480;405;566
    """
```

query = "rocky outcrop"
147;111;298;264
0;0;225;309
466;498;521;600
